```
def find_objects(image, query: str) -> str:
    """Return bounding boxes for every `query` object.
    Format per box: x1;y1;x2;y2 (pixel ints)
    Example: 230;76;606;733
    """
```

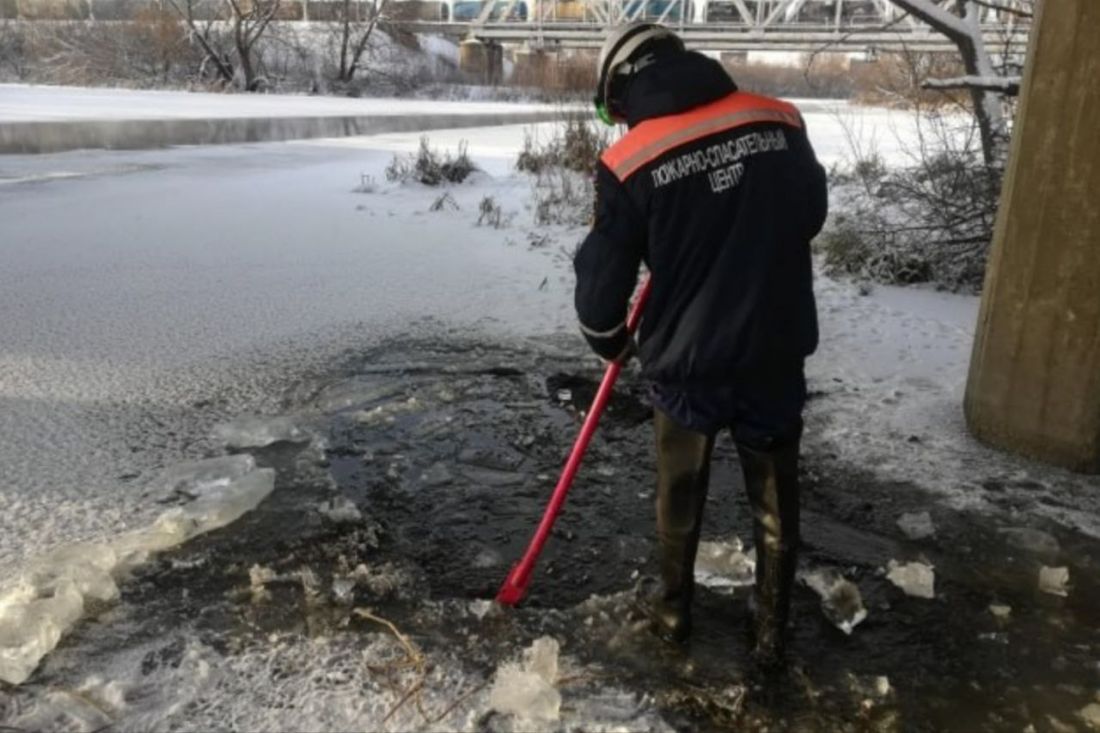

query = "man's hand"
606;336;637;365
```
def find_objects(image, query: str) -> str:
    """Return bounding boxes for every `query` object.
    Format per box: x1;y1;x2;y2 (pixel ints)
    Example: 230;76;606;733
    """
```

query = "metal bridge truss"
414;0;1032;53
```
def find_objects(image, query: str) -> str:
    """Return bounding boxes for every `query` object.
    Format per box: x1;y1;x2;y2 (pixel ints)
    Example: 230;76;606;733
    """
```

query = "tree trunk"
339;0;351;81
235;17;254;89
889;0;1008;166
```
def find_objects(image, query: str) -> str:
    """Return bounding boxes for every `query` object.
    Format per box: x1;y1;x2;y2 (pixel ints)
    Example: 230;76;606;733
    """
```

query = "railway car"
452;0;527;20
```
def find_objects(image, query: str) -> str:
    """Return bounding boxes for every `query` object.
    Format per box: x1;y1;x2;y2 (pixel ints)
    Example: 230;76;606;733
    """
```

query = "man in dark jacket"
574;23;828;665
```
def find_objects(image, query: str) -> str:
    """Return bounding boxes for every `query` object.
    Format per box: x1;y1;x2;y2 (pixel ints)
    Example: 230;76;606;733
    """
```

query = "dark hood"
621;51;738;128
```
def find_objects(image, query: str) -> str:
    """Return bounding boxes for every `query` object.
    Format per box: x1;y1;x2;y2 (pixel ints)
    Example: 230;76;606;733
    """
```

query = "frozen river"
0;123;580;575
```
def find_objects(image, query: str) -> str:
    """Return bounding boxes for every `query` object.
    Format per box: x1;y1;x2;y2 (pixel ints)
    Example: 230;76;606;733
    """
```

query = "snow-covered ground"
2;96;1099;731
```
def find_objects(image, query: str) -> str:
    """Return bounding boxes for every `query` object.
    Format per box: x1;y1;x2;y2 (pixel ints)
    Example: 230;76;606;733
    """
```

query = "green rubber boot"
650;410;713;643
737;439;801;668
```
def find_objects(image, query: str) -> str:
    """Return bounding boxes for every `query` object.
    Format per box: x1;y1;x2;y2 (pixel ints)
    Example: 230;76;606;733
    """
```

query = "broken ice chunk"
0;463;276;687
154;469;275;542
155;455;256;500
801;567;868;635
695;539;756;591
896;511;936;540
0;579;84;685
489;637;562;723
989;603;1012;620
1038;566;1070;597
1078;702;1100;731
469;599;495;620
331;577;356;605
317;496;362;524
886;560;935;599
213;416;307;448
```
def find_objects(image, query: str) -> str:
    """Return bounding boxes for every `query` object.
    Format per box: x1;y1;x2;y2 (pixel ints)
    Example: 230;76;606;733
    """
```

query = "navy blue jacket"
573;51;827;431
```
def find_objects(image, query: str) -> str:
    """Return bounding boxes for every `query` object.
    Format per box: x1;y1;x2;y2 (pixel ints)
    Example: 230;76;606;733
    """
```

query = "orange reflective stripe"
601;92;803;182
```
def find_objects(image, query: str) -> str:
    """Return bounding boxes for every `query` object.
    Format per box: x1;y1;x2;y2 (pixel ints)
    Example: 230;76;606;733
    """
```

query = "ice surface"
1038;566;1070;597
694;539;756;591
999;527;1061;559
801;568;868;635
886;561;936;599
0;463;274;685
897;512;936;540
0;83;552;123
489;637;562;724
213;416;309;449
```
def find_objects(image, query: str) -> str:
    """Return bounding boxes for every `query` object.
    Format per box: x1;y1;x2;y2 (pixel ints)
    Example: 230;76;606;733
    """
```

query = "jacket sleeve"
573;162;646;361
798;116;829;239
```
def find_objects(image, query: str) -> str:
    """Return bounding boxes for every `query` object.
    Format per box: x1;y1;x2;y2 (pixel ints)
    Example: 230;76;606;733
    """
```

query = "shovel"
496;276;652;606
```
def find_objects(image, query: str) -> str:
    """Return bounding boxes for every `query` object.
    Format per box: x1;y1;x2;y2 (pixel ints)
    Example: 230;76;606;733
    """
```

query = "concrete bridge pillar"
512;47;555;87
459;38;504;85
965;0;1100;472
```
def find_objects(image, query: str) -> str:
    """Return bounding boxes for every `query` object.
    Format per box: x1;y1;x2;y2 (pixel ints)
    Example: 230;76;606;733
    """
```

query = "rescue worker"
573;23;827;666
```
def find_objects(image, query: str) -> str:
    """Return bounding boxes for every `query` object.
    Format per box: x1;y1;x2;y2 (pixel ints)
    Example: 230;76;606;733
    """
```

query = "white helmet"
595;22;685;125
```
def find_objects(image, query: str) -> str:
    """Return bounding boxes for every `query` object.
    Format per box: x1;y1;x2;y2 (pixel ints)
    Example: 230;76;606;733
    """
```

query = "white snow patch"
886;560;936;599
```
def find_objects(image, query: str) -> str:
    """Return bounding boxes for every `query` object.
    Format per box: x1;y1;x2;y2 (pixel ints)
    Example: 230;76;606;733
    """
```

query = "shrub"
516;115;610;176
477;196;505;228
385;137;477;186
531;167;592;227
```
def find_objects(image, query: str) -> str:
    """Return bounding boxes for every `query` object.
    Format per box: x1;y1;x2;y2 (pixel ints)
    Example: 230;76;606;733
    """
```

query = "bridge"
402;0;1032;53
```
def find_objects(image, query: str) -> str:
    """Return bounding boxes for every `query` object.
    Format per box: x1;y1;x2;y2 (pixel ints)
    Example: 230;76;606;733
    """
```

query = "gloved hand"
605;335;637;365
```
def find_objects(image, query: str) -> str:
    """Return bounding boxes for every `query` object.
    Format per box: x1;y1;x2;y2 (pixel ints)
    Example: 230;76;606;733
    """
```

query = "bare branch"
923;74;1021;94
971;0;1033;18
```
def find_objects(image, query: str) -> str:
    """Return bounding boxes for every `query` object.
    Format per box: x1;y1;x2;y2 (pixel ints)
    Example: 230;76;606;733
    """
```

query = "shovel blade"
495;564;529;606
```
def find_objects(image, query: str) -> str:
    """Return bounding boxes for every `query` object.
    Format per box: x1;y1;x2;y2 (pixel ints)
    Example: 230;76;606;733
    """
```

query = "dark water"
59;338;1100;732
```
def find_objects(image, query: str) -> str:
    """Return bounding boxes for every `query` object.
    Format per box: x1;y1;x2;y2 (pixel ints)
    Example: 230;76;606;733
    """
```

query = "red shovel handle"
496;276;652;606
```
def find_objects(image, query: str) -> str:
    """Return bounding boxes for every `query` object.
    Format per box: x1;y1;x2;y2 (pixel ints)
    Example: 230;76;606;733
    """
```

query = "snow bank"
0;457;275;685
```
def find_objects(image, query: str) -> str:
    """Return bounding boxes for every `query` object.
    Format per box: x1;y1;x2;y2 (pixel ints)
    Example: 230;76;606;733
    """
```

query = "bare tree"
165;0;236;85
333;0;388;84
225;0;281;90
166;0;280;89
887;0;1031;166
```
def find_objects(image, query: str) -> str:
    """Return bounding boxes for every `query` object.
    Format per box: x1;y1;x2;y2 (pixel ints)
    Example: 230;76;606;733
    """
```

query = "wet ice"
0;458;274;685
489;637;562;725
886;560;936;599
801;567;868;635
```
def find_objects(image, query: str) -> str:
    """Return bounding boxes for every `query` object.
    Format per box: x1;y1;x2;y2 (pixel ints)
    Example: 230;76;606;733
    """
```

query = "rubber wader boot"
651;412;713;643
737;439;801;667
